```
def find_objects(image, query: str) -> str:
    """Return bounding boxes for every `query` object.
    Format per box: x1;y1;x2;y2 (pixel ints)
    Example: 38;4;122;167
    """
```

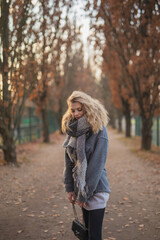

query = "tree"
60;31;101;123
85;0;160;150
102;47;134;137
101;74;121;130
29;0;61;142
50;14;82;130
29;0;75;140
0;0;35;164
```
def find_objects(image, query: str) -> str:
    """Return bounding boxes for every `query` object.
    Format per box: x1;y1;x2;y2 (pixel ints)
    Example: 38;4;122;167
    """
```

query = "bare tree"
0;0;35;164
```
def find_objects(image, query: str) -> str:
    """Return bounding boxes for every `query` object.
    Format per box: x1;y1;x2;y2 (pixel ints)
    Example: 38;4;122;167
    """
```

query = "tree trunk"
109;109;116;129
41;109;50;143
123;99;131;137
118;116;122;133
2;0;9;101
56;99;63;134
116;109;123;133
2;132;18;165
125;112;131;137
1;1;18;165
109;116;115;128
141;116;152;150
56;114;63;134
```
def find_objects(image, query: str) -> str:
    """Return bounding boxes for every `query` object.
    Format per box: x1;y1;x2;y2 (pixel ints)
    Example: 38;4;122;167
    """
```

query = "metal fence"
17;107;59;144
135;115;160;147
115;116;160;147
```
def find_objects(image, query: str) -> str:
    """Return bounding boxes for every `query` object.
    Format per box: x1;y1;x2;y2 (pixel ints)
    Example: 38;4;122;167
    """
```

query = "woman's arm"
78;136;108;202
63;150;74;193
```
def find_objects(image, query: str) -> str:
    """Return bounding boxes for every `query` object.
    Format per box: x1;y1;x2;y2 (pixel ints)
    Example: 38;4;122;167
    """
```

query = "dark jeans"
82;207;105;240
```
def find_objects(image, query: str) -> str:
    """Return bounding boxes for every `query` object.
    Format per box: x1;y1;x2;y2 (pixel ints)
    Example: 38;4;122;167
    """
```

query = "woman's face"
70;102;85;120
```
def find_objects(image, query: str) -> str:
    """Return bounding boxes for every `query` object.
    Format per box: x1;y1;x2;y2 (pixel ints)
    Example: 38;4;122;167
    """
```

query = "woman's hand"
67;192;76;204
77;201;87;208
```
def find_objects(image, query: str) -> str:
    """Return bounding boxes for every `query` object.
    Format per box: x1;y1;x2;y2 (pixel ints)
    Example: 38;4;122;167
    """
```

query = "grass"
119;134;160;166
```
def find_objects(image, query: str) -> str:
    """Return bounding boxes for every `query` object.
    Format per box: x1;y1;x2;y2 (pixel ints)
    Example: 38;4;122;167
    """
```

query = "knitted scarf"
63;115;91;199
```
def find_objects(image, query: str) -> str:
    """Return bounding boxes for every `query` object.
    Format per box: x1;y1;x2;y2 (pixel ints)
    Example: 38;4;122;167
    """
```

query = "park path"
0;128;159;240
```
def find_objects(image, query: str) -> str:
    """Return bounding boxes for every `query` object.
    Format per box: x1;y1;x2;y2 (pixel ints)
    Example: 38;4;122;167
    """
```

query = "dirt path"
0;129;159;240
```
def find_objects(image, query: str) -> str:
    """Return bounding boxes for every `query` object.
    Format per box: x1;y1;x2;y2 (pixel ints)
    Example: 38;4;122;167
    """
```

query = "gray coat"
63;126;111;202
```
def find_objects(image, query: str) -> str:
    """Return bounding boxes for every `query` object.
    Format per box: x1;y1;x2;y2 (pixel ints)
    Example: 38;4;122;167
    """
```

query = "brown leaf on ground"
27;214;35;217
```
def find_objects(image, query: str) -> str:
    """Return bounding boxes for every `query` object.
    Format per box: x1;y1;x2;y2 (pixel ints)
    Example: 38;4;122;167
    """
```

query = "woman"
62;91;111;240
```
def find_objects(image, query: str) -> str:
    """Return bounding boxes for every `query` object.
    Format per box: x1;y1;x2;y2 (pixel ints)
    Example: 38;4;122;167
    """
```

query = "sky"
70;1;102;80
69;1;91;60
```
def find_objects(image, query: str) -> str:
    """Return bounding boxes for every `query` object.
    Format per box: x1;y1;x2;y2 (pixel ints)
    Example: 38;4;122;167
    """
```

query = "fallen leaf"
118;201;124;205
27;214;35;217
123;197;129;201
108;237;116;240
14;201;21;205
117;229;122;232
22;208;28;212
52;214;59;218
118;213;123;217
156;212;160;215
139;224;144;228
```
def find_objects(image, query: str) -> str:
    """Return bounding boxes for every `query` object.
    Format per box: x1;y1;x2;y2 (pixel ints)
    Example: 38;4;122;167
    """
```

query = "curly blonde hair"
61;91;109;133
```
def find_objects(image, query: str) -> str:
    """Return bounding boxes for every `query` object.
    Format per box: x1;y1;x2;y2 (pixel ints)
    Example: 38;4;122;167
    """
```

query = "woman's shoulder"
86;126;108;149
97;126;108;139
88;126;108;142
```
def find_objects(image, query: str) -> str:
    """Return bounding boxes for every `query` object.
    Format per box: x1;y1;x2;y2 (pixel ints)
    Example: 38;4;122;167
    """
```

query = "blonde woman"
62;91;111;240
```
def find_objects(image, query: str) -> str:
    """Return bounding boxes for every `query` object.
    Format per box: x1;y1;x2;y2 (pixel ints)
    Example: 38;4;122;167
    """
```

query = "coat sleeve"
78;136;108;202
63;150;74;193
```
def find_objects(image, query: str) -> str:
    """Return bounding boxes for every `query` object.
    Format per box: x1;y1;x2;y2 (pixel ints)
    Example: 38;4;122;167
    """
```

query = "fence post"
37;117;41;138
157;116;159;146
135;115;141;136
28;107;32;142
